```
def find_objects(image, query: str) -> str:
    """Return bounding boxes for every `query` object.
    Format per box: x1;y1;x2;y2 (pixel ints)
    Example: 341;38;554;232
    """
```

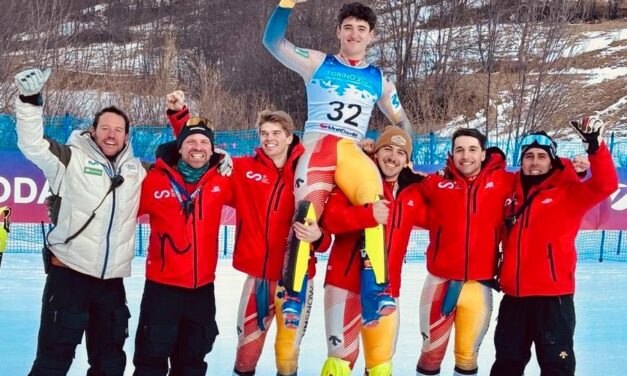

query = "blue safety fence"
1;113;626;262
1;113;626;166
5;224;626;262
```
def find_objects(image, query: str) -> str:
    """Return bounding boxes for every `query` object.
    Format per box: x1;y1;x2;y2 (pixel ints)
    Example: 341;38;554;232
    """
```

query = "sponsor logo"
541;198;553;204
484;181;495;189
87;160;100;167
294;47;310;58
328;335;342;346
123;163;138;178
0;176;50;204
391;135;407;146
211;186;221;193
83;167;102;176
390;90;401;112
318;124;360;138
245;171;269;184
407;200;414;207
295;178;304;189
154;189;175;199
437;181;457;189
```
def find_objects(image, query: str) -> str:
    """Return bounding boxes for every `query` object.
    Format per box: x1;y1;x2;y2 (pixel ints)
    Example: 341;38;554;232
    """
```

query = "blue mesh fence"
1;114;625;262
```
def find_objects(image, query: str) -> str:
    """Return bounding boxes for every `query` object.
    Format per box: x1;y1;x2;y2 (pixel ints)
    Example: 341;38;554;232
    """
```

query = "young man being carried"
264;0;413;329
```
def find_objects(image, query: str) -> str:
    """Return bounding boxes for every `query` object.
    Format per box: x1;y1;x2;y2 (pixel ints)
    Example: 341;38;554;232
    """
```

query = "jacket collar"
254;134;304;170
516;157;578;197
70;130;134;170
444;146;507;184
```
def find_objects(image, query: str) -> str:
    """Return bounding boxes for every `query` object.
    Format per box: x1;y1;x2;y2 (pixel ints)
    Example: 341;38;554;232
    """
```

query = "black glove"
569;115;605;153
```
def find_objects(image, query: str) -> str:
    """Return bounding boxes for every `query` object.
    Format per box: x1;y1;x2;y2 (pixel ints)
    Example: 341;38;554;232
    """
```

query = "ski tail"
283;200;316;292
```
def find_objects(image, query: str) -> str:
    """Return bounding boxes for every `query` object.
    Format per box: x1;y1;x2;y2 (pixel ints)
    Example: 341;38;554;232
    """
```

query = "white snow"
560;67;627;86
1;255;625;376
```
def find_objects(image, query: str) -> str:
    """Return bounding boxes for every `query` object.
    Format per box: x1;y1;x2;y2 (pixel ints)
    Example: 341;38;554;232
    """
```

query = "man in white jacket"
14;68;147;376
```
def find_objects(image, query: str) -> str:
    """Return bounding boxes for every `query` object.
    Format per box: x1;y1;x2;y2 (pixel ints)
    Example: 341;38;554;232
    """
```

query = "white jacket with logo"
16;98;147;279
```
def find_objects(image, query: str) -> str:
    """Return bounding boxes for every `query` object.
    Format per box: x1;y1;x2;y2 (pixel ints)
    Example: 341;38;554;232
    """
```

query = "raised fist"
166;90;186;112
15;68;51;97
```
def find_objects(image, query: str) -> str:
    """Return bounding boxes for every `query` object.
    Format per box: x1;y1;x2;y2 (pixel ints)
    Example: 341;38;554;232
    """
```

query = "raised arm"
262;1;326;82
567;116;619;214
14;69;72;189
377;76;413;137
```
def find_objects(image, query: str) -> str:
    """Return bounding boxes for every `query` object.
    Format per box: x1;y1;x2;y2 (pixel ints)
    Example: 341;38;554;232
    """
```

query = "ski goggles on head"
185;117;215;130
519;133;557;159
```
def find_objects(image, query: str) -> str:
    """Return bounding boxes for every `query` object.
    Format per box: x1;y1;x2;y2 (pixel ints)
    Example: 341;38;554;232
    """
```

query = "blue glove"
15;68;51;96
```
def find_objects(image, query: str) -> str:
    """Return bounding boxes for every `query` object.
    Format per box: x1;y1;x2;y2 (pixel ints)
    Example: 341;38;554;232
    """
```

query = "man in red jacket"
490;118;618;376
416;128;515;376
133;117;231;375
164;92;327;376
319;127;426;376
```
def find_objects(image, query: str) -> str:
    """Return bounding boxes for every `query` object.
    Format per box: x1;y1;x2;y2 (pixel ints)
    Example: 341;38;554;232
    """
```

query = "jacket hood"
396;166;425;194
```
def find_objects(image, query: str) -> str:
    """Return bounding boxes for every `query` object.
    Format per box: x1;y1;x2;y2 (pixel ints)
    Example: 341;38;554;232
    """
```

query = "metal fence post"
617;230;623;256
429;131;435;165
138;225;143;256
599;230;606;262
223;226;228;256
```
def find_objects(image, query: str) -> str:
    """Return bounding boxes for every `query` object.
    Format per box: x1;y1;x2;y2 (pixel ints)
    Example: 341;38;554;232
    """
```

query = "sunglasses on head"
186;117;215;130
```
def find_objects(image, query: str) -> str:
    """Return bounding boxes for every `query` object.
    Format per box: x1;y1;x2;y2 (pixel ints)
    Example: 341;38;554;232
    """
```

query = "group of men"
12;1;618;376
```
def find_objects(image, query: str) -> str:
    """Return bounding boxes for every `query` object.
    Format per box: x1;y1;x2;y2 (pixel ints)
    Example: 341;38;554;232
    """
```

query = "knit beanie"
176;117;215;150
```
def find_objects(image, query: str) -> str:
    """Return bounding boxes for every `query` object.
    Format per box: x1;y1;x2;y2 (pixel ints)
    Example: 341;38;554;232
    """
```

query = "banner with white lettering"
1;151;623;229
0;151;236;224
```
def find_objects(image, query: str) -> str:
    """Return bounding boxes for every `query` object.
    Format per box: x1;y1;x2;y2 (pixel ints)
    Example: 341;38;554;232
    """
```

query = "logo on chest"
245;171;270;184
437;181;459;190
123;163;138;178
83;160;103;176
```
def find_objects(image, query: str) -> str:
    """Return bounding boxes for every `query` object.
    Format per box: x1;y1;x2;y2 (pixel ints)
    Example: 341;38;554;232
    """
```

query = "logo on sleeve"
390;90;401;112
294;47;310;58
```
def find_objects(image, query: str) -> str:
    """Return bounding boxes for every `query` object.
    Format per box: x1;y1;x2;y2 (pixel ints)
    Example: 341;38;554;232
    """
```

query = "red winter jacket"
499;143;618;297
139;149;232;289
419;148;515;281
229;143;326;280
167;107;324;281
321;168;427;297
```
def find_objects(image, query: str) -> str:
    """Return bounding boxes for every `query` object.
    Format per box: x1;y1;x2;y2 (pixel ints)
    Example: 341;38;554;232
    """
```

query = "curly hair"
337;2;376;30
